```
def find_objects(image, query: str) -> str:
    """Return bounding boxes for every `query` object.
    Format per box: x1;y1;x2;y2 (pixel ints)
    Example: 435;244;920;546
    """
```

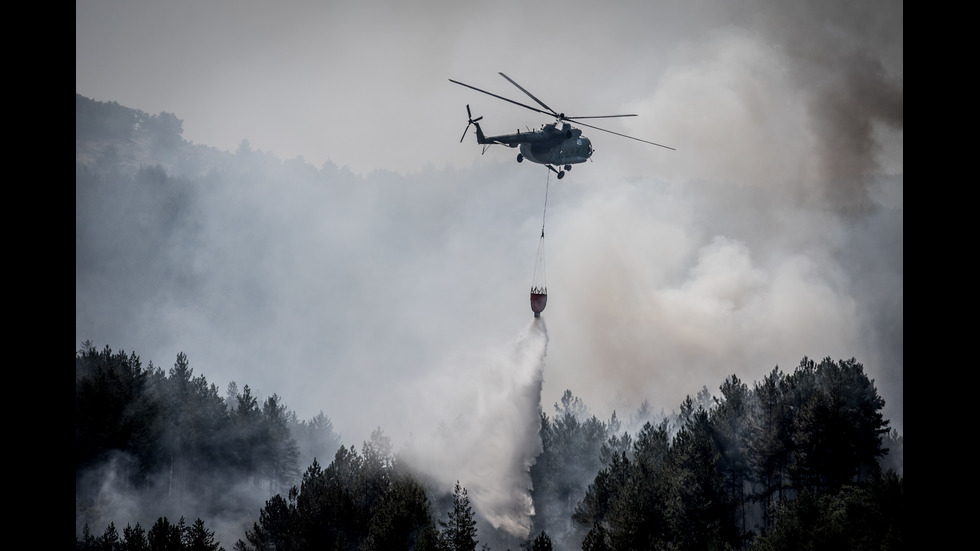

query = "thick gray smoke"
402;318;548;538
76;448;281;546
76;0;902;441
77;3;901;543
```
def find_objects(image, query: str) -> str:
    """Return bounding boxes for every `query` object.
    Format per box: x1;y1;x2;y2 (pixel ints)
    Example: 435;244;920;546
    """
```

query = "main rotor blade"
499;74;640;121
449;79;554;118
498;72;558;117
569;118;675;150
564;114;638;120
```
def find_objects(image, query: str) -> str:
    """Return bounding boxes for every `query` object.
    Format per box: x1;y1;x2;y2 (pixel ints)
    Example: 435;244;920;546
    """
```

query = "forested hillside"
76;95;902;550
76;343;902;550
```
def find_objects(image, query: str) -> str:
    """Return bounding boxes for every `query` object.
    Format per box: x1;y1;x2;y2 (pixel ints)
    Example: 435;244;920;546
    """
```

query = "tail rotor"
460;104;483;143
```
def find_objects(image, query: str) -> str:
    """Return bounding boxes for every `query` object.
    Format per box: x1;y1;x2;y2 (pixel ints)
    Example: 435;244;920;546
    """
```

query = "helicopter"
450;72;673;178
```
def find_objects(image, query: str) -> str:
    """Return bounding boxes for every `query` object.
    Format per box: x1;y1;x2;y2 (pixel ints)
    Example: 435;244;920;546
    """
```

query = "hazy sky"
76;0;903;456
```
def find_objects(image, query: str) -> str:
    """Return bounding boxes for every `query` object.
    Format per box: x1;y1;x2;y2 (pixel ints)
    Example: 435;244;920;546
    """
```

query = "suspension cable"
540;170;550;238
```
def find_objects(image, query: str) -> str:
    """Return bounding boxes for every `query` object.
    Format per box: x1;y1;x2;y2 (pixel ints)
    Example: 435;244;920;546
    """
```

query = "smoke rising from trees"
402;319;549;538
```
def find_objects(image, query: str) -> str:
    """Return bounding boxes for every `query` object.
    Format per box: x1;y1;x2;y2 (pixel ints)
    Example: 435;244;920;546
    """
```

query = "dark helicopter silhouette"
450;72;673;178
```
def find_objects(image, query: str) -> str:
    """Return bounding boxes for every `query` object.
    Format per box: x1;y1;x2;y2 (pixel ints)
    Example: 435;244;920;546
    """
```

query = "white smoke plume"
403;318;548;538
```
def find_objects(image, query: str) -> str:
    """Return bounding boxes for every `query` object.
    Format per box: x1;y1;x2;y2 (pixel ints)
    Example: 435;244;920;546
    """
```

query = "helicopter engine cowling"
519;135;593;166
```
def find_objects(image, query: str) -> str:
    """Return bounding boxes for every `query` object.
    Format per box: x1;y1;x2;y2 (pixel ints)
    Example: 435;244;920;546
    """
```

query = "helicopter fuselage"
475;122;593;166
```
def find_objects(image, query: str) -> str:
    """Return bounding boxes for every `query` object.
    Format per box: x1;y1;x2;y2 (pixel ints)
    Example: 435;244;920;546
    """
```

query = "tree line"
77;343;901;550
76;93;184;151
528;358;902;550
75;343;339;549
75;344;313;497
76;517;222;551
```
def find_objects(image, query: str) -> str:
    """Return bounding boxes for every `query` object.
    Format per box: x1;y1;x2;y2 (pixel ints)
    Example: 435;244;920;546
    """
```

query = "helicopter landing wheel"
564;165;572;171
557;171;565;179
517;154;524;163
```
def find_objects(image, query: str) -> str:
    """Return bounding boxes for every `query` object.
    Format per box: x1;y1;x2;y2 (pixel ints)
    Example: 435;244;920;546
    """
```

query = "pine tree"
748;366;793;528
77;524;97;550
580;522;610;551
183;518;223;551
147;517;183;551
101;522;121;550
787;357;889;493
712;374;753;535
122;523;149;551
524;531;554;550
239;493;299;551
365;475;439;550
669;407;737;550
439;481;478;551
260;394;300;493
